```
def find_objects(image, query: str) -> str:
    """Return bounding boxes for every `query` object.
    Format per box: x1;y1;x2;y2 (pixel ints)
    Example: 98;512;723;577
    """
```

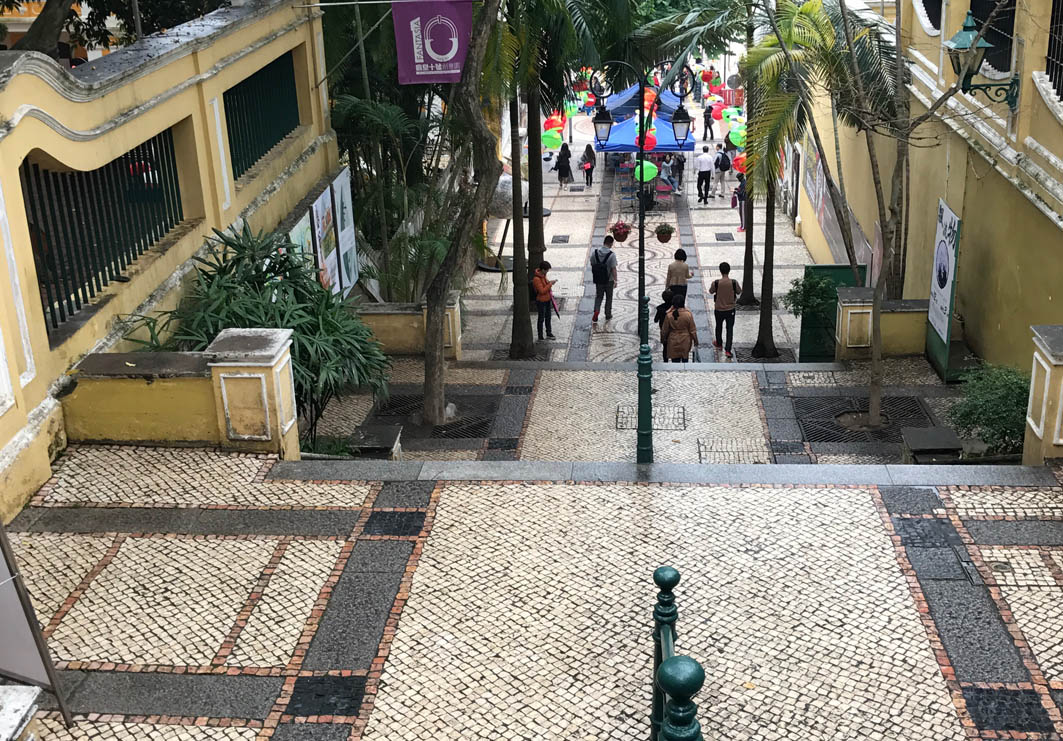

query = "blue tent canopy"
593;114;695;153
605;84;686;121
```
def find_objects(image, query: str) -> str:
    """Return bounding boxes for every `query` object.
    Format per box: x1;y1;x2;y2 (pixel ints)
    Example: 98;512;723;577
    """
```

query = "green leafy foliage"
781;273;837;317
947;365;1030;455
123;225;390;445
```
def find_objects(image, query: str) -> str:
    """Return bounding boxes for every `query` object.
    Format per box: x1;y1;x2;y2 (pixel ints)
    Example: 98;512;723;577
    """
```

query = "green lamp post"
944;11;1020;111
592;66;694;464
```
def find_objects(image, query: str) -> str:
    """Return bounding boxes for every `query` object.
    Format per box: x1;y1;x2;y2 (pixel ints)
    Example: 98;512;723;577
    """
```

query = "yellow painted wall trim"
0;17;313;149
0;396;63;523
1032;72;1063;129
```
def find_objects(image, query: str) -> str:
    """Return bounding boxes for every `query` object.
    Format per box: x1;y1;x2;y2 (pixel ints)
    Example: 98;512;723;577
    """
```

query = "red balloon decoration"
711;102;724;121
638;132;658;151
584;93;596;108
642;88;658;106
732;152;747;174
543;115;564;131
701;69;712;82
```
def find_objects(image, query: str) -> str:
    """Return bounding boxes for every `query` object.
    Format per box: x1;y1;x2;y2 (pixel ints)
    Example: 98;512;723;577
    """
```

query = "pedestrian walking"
702;105;714;142
712;143;731;198
590;235;618;323
734;173;747;232
533;261;557;340
666;248;693;298
673;152;686;190
710;261;741;358
654;288;675;361
661;294;699;363
660;154;682;194
579;144;596;187
695;145;713;203
556;143;573;190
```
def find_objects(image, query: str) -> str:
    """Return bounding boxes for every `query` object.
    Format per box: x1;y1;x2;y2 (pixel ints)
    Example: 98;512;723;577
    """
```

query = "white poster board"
928;198;961;344
288;211;314;262
332;168;359;297
0;527;71;724
312;189;341;295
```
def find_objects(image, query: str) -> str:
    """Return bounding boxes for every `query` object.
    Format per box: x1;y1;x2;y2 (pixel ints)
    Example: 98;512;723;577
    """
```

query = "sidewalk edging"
269;460;1059;487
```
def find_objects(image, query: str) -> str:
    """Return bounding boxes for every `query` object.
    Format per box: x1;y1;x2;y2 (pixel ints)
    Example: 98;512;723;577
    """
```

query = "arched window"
922;0;943;30
970;0;1016;72
1049;0;1063;98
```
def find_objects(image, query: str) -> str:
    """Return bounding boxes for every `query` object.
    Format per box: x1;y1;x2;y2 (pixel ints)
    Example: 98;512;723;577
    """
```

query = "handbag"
692;347;701;363
731;193;738;208
582;162;592;170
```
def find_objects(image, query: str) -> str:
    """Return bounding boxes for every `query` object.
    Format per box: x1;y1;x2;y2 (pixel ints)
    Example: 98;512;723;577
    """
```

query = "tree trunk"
509;94;535;358
526;83;546;274
11;0;74;55
738;196;758;306
422;0;504;425
752;180;779;358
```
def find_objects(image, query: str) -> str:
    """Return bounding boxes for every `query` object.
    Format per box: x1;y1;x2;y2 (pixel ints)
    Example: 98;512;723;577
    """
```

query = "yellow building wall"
62;377;220;444
0;0;338;520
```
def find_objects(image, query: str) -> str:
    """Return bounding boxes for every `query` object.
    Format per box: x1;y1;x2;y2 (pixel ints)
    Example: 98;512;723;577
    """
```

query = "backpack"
591;249;612;284
716;152;731;172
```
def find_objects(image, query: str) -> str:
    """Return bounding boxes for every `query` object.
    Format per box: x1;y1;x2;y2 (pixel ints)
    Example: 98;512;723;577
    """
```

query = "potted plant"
654;223;675;243
609;220;632;242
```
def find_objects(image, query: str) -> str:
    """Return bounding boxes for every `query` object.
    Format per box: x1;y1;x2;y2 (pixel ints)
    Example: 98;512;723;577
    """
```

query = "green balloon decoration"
565;101;579;117
634;161;659;182
542;129;563;149
728;128;746;147
579;91;590;104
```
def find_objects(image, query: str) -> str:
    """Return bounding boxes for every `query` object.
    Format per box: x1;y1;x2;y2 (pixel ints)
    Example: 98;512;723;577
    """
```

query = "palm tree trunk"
752;180;779;358
509;94;535;358
526;83;546;274
738;17;758;307
422;0;504;425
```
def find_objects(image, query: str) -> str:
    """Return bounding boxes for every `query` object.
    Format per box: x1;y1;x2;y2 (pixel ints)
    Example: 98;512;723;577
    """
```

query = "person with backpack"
661;294;699;362
591;235;618;323
712;143;731;198
709;261;741;358
702;105;714;142
532;261;557;340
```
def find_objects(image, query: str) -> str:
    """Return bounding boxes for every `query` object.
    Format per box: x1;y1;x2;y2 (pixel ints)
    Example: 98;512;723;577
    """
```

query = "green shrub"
124;225;390;445
947;365;1030;455
781;274;837;318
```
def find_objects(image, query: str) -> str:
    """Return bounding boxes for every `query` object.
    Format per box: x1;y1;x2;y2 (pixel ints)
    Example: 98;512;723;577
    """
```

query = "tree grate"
616;404;686;430
374;394;424;417
732;347;797;363
505;386;534;395
490;349;553;361
794;396;932;443
431;417;493;439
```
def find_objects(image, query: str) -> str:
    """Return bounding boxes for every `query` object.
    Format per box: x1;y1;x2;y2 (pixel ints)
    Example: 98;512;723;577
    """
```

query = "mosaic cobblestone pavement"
10;447;1063;739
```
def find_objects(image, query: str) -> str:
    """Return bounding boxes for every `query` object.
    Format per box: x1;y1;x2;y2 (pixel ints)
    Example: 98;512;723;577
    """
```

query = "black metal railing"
224;51;301;180
650;567;706;741
1048;0;1063;99
19;129;184;336
971;0;1016;72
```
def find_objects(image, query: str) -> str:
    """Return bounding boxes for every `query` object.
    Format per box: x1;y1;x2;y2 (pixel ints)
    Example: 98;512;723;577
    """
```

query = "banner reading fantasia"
392;1;472;84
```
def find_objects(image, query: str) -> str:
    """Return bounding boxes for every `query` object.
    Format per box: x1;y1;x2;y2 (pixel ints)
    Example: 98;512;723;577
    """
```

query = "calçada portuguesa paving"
11;444;1063;739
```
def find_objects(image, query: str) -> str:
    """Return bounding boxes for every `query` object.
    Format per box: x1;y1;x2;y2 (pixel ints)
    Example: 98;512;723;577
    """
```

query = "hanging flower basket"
609;220;632;242
655;223;675;243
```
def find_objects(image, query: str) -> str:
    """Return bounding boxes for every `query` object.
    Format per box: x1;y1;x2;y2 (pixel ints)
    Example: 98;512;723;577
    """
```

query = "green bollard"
657;655;705;741
650;566;680;740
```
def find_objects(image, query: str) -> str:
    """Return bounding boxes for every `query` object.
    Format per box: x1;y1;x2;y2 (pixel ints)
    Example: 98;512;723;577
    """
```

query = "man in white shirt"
695;146;714;204
712;143;731;198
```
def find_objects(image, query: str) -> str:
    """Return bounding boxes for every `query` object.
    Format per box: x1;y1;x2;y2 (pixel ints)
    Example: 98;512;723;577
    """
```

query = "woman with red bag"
579;144;596;187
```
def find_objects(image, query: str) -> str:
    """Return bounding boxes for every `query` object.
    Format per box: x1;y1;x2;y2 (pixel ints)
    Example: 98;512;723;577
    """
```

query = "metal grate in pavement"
490;349;553;361
616;404;686;430
431;417;493;439
794;396;932;443
568;186;585;192
715;232;734;241
374;394;424;417
551;234;570;243
731;347;797;363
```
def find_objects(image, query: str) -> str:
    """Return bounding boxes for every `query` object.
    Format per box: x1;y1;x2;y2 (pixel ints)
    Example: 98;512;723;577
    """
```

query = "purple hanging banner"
392;1;472;85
